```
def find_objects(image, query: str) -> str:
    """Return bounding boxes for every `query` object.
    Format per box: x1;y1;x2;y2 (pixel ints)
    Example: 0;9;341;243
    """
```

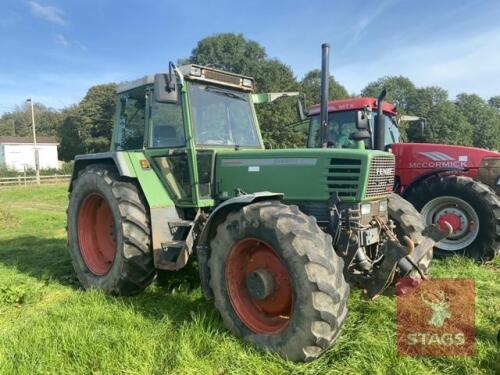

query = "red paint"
308;97;398;116
78;193;116;275
391;143;500;193
438;213;462;233
225;238;292;335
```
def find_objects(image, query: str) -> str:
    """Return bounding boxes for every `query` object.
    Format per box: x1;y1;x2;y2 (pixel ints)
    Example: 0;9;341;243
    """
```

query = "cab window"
117;89;145;150
149;101;185;148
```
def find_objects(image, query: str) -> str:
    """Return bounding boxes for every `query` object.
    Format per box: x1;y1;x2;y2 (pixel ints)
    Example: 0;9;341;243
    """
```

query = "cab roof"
308;97;398;116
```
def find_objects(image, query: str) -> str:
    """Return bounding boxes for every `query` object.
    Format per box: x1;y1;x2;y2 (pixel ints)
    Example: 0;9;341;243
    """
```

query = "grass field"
0;184;498;374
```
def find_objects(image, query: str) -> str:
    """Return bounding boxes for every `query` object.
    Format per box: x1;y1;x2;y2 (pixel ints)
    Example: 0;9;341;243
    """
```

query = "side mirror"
154;74;178;103
297;99;307;121
419;119;426;137
355;110;369;130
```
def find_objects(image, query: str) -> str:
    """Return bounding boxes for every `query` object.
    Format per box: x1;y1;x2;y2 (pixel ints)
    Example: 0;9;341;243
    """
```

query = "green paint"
215;148;391;203
126;152;174;208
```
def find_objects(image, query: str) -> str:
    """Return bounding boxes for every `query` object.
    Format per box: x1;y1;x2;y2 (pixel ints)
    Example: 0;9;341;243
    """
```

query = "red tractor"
306;95;500;260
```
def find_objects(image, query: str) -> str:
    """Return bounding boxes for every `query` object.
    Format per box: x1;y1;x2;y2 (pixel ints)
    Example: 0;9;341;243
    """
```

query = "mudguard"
196;192;283;299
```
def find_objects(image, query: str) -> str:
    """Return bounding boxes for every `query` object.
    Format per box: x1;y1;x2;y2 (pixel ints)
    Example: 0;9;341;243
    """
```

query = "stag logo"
396;278;475;356
421;289;451;327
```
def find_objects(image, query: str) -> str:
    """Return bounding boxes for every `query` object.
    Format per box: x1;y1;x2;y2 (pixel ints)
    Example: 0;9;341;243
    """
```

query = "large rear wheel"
407;175;500;261
209;201;349;361
67;165;155;295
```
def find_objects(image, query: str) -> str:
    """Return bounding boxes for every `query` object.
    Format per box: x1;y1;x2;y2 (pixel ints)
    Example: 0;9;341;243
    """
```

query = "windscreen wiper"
205;87;247;101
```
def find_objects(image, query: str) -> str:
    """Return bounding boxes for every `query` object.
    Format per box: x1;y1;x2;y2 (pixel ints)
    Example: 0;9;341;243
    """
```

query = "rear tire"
407;175;500;261
67;164;155;295
209;201;349;361
388;193;433;276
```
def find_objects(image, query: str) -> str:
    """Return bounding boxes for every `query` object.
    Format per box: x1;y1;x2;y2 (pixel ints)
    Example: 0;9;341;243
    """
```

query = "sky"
1;0;499;114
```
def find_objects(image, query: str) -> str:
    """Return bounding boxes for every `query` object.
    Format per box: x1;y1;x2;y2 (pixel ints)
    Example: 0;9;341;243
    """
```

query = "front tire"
67;165;156;295
388;193;433;276
209;201;349;361
407;175;500;261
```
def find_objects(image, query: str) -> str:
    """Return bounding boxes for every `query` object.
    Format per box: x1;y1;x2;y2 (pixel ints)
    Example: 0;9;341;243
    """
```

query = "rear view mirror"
356;110;369;130
154;74;178;103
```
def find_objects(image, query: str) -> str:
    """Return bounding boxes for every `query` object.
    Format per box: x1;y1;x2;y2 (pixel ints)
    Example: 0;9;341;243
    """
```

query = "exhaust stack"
320;43;330;148
374;89;387;151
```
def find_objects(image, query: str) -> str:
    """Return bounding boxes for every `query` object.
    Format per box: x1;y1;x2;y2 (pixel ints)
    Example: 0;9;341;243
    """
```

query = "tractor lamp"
379;200;388;212
361;203;372;215
190;66;202;77
242;78;253;88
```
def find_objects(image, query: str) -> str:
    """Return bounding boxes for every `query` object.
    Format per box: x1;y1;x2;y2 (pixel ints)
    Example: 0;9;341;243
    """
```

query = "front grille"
203;69;241;86
327;158;361;198
366;156;395;198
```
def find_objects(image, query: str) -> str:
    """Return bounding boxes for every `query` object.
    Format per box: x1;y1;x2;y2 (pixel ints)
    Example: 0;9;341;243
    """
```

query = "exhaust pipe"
320;43;330;148
374;89;387;151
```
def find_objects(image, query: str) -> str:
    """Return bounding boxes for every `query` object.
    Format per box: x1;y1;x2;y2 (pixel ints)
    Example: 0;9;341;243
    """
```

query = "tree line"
0;33;498;161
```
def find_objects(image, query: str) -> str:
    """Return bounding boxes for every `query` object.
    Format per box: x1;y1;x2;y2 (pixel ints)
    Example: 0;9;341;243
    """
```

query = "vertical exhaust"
374;89;387;151
320;43;330;148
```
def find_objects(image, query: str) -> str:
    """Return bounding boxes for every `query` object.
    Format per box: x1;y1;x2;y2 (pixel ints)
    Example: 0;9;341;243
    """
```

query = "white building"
0;136;59;171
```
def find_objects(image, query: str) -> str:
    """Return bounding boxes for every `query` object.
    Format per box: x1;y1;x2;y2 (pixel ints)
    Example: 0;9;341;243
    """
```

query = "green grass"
0;185;498;374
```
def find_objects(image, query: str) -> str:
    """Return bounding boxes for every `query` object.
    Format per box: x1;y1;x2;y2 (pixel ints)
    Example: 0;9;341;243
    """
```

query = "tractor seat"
153;125;178;147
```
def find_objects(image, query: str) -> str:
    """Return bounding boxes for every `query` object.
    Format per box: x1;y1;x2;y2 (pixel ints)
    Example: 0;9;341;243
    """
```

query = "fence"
0;174;71;187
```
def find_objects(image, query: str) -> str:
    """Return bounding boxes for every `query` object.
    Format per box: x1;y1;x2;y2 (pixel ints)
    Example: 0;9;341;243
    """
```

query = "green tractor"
67;60;446;361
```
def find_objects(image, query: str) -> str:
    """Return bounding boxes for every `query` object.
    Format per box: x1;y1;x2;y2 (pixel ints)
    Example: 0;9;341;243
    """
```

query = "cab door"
142;92;195;206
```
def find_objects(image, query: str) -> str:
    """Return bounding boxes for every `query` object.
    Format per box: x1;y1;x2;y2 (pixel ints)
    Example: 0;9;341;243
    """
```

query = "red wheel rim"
77;193;116;275
225;238;293;335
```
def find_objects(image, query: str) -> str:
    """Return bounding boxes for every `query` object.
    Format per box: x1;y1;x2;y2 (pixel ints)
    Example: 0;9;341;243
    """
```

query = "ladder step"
168;220;193;228
161;240;186;250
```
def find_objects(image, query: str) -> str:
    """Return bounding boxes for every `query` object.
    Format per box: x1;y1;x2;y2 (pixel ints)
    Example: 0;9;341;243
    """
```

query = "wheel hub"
245;268;275;300
421;196;479;251
225;238;293;335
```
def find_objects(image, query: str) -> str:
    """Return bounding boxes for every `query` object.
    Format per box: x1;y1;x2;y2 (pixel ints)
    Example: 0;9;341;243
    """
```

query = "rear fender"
71;151;179;270
196;192;284;299
401;167;465;199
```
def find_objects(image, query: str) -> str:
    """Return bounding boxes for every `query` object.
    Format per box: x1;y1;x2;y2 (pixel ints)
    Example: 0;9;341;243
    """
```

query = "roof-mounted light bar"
178;64;255;91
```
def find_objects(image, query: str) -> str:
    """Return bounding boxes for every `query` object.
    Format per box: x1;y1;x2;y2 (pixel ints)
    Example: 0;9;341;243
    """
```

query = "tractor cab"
306;97;401;150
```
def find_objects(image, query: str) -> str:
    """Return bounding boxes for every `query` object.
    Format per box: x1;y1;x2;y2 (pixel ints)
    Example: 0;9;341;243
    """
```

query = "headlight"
190;66;202;76
379;200;388;212
242;78;254;88
361;203;372;215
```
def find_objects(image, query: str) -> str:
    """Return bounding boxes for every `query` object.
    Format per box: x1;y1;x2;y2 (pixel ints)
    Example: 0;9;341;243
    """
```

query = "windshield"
307;111;361;148
189;83;261;147
308;111;400;149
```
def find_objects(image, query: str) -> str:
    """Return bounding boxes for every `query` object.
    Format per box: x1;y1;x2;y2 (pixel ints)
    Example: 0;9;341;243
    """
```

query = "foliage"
300;69;349;108
423;101;474;145
0;102;63;137
361;76;417;113
455;93;500;150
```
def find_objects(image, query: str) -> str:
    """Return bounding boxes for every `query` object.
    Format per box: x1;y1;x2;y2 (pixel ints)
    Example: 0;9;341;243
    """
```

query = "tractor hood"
214;148;395;203
391;143;500;171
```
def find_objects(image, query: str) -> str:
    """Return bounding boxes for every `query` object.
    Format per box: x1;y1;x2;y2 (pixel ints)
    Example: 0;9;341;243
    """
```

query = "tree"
361;76;417;113
455;93;500;150
488;96;500;111
405;86;449;142
58;105;85;161
424;101;473;146
57;83;117;160
300;69;349;108
0;102;63;137
77;83;117;153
